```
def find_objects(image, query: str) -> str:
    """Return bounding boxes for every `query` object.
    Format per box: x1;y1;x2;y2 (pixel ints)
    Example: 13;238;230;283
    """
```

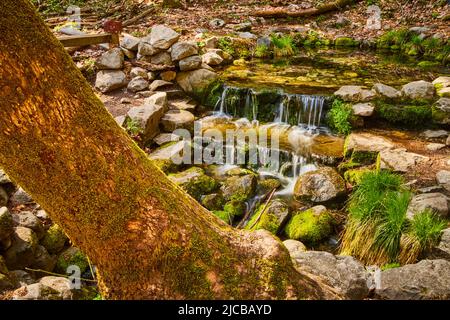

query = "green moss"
376;102;432;127
258;178;281;193
151;158;178;174
344;168;372;185
213;210;234;224
224;200;246;217
417;60;440;69
350;150;379;165
55;247;89;274
246;207;280;235
169;167;219;201
381;262;400;271
197;80;224;108
284;208;333;244
201;193;225;211
254;44;270;58
432;105;449;124
41;224;68;254
335;37;359;47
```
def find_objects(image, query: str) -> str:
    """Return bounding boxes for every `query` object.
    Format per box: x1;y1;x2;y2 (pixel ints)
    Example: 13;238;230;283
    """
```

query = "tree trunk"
252;0;361;18
0;0;339;300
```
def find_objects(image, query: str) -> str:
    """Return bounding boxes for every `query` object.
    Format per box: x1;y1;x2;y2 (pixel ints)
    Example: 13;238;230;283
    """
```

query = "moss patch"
284;208;333;244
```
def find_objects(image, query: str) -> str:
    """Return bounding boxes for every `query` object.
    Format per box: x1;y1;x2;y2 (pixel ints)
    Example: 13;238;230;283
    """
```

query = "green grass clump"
254;44;270;58
341;171;445;266
326;99;353;135
270;34;296;57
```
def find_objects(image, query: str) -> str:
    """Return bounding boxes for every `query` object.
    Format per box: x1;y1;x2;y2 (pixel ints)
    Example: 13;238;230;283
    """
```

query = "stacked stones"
0;169;96;299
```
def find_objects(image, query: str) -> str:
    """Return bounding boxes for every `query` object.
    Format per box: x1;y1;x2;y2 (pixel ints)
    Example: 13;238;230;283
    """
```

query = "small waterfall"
215;85;326;130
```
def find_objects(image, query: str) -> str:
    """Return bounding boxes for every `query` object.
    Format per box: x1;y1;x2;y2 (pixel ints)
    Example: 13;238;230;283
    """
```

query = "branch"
251;0;362;18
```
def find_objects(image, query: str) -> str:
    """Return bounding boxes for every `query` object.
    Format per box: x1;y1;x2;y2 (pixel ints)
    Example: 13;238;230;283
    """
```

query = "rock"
436;170;450;192
153;133;181;146
168;167;218;201
0;255;8;274
372;83;401;99
401;80;435;100
352;103;374;117
178;55;202;71
127;76;149;93
447;135;450;146
284;205;333;243
379;148;429;173
432;76;450;89
344;133;394;157
236;32;257;40
0;271;14;291
10;187;33;206
426;143;446;151
233;22;252;32
95;48;124;70
149;79;172;91
120;34;140;51
256;36;273;49
12;211;44;239
137;41;160;56
126;104;165;143
171;41;198;61
176;69;219;96
55;247;89;274
12;283;60;300
160;70;177;81
130;67;148;79
169;99;197;111
121;47;135;59
406;193;448;219
148;140;189;170
375;259;450;300
246;199;290;235
209;18;225;29
150;51;173;66
201;193;225;211
161;109;195;132
334;85;375;102
429;228;450;260
9;270;35;287
32;245;56;272
283;239;307;259
432;98;450;124
147;72;157;81
144;91;168;110
220;174;257;202
202;51;223;66
204;36;219;49
293;251;370;300
0;207;13;241
40;224;68;255
294;167;346;203
421;129;448;139
148;25;180;50
0;187;7;207
95;70;127;93
409;26;431;34
4;227;38;270
0;169;11;184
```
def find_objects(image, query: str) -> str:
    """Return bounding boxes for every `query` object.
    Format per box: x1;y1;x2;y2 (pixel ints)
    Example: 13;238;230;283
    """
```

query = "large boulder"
334;86;375;102
432;98;450;125
95;70;127;93
401;80;435;100
375;259;450;300
220;174;257;202
406;193;448;219
126;104;166;143
372;83;401;99
344;133;394;157
4;227;38;270
179;55;202;71
246;199;290;235
148;25;180;50
171;41;198;61
294;167;346;203
161;109;195;132
176;69;219;96
352;103;374;117
379;148;429;173
95;48;124;70
120;34;140;51
284;205;333;243
202;51;223;66
436;170;450;192
293;251;370;300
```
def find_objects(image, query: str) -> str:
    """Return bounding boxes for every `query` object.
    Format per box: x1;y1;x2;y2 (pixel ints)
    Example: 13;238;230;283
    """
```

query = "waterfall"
275;94;325;129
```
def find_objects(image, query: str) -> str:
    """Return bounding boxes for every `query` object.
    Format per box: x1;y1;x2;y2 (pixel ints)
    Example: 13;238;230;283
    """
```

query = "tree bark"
0;0;339;300
252;0;362;18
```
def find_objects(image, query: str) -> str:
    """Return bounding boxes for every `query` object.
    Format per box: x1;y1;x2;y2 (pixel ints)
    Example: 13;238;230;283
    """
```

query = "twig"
24;268;97;283
87;256;96;282
123;6;156;27
247;188;277;229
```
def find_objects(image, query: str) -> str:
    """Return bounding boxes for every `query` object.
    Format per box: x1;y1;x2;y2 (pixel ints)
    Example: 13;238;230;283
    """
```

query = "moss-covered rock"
55;247;89;275
335;37;359;47
432;98;450;124
257;178;282;194
201;193;225;211
0;207;14;241
375;102;432;127
246;199;290;235
40;224;68;254
220;174;257;202
169;167;219;201
284;206;333;244
344;167;372;186
223;200;246;217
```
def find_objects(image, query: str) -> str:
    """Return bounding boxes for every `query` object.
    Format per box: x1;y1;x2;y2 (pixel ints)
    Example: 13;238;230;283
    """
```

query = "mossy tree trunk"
0;0;338;299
